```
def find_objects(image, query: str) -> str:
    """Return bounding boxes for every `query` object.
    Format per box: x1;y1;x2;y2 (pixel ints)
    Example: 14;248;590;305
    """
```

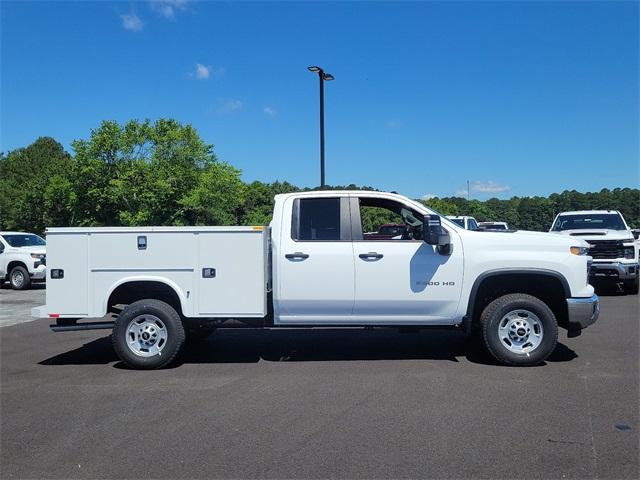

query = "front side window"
552;214;626;231
468;219;478;230
450;218;464;228
359;198;424;241
293;198;341;241
1;234;46;247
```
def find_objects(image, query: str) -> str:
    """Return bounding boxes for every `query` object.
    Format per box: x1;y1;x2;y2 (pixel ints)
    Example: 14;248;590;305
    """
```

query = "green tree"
0;137;72;233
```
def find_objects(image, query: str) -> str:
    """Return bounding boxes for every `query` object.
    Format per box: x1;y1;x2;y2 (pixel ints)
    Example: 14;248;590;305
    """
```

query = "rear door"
276;196;355;324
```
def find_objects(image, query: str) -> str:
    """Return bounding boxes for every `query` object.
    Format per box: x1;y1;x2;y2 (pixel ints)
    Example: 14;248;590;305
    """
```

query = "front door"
276;196;355;324
351;195;464;323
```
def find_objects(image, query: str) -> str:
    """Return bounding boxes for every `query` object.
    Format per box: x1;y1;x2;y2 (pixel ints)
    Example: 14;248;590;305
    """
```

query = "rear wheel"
112;299;185;369
9;266;31;290
480;293;558;366
623;277;639;295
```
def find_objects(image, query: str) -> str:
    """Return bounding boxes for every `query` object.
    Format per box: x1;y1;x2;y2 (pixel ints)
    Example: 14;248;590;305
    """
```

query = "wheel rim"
497;309;544;354
11;270;25;288
126;315;168;357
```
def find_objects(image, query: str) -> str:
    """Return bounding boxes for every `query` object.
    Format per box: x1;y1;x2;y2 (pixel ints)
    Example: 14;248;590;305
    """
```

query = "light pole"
308;66;334;188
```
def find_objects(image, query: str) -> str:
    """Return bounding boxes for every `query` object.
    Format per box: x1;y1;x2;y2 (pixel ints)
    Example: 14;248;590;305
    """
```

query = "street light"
308;65;334;188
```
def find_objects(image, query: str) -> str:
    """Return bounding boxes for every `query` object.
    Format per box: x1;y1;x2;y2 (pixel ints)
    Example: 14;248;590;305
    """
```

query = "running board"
50;321;115;332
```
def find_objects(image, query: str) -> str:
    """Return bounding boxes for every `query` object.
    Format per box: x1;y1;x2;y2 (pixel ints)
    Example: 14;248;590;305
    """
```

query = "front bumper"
566;295;600;330
30;265;47;280
589;262;638;280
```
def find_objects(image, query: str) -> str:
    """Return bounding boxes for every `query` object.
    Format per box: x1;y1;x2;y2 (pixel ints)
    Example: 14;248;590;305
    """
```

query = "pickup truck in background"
478;221;510;231
0;232;47;290
33;190;599;369
446;216;478;230
550;210;639;294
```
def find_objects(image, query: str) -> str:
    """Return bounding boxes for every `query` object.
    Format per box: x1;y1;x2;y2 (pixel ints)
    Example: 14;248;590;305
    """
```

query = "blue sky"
1;0;638;199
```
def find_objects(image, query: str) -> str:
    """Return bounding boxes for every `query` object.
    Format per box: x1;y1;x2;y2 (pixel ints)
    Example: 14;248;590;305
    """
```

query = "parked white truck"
550;210;639;294
0;232;47;290
33;191;599;369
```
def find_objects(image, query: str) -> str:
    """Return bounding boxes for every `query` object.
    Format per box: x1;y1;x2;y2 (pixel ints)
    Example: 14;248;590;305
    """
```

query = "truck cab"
549;210;639;294
34;191;599;369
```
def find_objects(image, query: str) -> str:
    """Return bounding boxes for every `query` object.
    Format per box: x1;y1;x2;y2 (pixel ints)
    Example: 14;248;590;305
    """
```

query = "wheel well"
7;261;28;276
469;273;569;329
107;281;183;316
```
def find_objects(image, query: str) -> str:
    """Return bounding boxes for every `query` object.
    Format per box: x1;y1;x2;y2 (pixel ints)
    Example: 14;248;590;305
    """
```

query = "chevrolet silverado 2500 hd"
33;191;599;369
550;210;639;294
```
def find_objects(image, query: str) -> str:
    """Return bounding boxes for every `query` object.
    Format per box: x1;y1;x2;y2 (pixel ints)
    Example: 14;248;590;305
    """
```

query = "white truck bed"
40;226;269;319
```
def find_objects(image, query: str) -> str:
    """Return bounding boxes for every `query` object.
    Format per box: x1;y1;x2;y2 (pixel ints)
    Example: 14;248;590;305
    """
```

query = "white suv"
0;232;47;290
550;211;638;294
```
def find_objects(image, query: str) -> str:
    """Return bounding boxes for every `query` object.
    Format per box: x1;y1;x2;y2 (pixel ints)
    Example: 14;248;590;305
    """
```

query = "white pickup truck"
550;210;639;294
33;190;599;369
0;232;47;290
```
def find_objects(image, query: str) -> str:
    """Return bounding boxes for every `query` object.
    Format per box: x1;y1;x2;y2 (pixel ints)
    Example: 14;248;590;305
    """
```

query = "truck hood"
550;229;634;242
472;229;590;247
9;245;46;255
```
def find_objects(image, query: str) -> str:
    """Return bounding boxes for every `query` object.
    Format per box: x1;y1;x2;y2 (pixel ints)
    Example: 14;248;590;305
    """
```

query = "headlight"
30;253;45;259
624;246;635;259
570;246;589;256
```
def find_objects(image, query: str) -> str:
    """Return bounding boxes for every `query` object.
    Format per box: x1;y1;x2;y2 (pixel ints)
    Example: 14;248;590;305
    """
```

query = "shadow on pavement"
38;328;578;368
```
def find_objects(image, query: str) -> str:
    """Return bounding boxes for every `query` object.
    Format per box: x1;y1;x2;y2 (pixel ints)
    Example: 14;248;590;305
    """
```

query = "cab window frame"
290;197;352;242
349;196;425;242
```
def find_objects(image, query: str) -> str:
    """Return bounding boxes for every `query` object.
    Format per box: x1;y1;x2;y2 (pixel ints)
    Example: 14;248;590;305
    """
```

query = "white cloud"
455;189;468;198
121;13;143;31
217;99;243;114
150;0;189;20
263;106;277;117
421;193;437;200
470;180;511;194
194;63;210;79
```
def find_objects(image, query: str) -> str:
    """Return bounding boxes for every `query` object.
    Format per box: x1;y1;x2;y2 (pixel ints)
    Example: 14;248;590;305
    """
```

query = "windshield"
552;214;626;231
450;218;464;227
1;234;46;247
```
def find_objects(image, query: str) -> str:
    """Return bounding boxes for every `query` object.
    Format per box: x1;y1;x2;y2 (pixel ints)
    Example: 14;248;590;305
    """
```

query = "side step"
50;321;115;332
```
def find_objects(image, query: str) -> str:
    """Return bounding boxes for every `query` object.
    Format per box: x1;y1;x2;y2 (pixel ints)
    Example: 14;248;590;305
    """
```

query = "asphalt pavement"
0;286;638;479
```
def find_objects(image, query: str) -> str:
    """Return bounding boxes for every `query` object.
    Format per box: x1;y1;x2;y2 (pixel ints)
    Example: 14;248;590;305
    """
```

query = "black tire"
9;265;31;290
480;293;558;366
624;277;639;295
112;299;185;369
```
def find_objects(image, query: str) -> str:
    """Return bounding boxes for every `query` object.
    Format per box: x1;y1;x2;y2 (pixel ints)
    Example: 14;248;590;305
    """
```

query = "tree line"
1;119;638;235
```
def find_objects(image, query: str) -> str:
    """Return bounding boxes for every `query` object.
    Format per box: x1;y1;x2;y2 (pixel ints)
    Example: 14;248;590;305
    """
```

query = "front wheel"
112;299;185;369
480;293;558;366
10;266;31;290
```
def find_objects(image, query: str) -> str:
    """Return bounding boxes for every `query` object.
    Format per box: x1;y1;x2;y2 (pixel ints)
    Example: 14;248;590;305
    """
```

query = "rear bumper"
590;262;638;280
566;295;600;330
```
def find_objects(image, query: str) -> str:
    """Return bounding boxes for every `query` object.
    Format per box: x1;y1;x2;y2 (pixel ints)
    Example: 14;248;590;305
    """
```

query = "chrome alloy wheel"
497;309;544;354
11;269;25;288
126;315;168;357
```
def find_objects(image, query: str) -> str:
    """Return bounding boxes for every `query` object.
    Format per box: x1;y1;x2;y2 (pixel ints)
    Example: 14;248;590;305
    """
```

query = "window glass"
296;198;341;241
552;214;626;231
468;219;478;230
359;198;424;241
450;218;464;227
1;234;46;247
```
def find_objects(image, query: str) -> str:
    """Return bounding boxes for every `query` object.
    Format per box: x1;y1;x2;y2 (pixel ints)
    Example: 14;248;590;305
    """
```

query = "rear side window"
293;198;341;241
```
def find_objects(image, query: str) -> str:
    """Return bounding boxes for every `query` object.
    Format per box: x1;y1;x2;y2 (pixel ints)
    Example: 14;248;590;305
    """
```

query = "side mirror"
632;229;640;240
424;214;451;254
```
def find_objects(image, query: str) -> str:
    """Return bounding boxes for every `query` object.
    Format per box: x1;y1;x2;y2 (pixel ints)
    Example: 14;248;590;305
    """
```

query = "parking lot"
1;286;638;479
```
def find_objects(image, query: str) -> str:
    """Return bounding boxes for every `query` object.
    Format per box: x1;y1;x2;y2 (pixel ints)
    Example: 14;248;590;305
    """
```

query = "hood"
550;229;634;242
10;245;46;255
470;229;590;248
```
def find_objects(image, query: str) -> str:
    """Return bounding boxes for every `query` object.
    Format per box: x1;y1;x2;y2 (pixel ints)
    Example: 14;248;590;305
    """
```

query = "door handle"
285;252;310;260
359;252;384;260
